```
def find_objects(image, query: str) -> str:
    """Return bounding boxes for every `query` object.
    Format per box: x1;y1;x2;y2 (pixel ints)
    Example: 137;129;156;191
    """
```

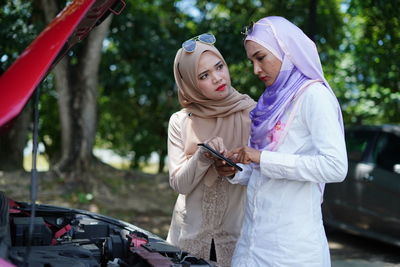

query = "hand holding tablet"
198;143;242;171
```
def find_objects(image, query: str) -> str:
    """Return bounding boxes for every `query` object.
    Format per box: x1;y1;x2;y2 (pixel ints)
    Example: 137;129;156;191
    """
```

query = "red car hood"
0;0;125;128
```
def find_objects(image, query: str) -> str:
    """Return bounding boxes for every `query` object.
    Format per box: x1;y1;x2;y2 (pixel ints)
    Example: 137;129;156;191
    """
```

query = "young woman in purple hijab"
226;16;348;266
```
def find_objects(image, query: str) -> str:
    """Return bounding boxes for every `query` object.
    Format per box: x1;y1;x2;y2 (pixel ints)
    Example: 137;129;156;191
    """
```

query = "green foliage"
97;0;346;170
339;0;400;124
39;74;62;163
97;0;185;169
2;0;398;173
193;0;345;100
0;1;41;73
0;1;61;164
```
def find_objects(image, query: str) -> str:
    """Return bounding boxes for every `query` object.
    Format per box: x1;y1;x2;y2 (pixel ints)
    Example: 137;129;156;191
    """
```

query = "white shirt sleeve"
260;86;348;183
168;112;214;195
227;163;253;185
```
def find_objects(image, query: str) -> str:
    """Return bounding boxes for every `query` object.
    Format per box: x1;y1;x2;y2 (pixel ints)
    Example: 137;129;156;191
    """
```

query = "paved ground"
328;230;400;267
332;260;398;267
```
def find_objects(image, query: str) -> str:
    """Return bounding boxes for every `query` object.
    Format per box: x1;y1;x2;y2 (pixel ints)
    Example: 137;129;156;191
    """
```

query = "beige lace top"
166;110;247;267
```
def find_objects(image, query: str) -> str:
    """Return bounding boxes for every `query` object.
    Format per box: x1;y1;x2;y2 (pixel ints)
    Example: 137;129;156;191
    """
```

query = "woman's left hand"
214;158;237;178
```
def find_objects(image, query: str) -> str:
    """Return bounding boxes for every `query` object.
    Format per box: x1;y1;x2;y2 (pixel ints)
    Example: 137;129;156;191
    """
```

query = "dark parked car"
323;125;400;247
0;0;215;266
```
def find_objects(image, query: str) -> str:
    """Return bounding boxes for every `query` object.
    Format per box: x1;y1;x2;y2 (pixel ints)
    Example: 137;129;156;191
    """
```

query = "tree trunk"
0;103;31;171
40;0;113;182
157;149;166;174
308;0;317;42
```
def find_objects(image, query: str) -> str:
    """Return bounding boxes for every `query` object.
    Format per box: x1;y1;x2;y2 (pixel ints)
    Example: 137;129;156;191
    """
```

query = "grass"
23;154;49;171
23;154;167;174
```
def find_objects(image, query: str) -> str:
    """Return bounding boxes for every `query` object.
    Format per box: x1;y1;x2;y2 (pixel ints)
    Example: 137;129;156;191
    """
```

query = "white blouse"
230;83;348;267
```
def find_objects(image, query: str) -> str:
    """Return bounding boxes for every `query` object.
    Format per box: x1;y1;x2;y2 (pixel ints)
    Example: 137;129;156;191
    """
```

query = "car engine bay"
0;192;214;267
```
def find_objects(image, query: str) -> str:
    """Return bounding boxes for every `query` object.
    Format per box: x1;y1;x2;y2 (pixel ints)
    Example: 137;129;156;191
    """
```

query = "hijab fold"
245;16;343;150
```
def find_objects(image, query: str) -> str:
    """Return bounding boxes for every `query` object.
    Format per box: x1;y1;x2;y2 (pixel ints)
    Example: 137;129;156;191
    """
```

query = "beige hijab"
173;42;255;186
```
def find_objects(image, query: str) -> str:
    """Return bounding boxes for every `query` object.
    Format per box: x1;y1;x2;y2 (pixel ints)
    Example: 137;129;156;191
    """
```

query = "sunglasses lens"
241;22;254;37
198;33;216;44
182;39;196;52
182;33;216;53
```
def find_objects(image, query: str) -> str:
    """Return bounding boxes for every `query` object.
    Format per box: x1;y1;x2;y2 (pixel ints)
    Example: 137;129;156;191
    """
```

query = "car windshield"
345;129;376;161
373;133;400;172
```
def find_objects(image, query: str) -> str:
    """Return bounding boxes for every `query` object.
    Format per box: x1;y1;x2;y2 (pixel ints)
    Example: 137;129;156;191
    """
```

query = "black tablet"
197;143;242;171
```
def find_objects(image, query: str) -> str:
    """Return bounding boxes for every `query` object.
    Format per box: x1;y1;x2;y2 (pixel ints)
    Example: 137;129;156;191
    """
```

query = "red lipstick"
216;84;226;91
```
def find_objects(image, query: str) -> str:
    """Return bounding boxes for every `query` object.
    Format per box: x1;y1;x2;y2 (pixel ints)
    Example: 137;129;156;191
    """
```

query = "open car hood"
0;0;125;128
0;1;217;266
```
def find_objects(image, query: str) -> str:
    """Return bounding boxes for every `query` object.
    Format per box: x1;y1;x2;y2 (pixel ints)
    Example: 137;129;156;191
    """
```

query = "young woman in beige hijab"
166;34;255;266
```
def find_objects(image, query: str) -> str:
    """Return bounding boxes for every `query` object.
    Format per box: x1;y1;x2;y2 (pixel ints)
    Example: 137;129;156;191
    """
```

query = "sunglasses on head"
182;33;216;53
241;21;255;38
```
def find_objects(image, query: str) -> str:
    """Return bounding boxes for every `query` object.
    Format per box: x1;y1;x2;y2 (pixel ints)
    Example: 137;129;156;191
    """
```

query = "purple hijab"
245;16;340;150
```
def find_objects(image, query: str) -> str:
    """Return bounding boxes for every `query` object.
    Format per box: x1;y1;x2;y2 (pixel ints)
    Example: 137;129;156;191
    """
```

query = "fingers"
217;167;236;177
229;147;244;163
225;150;237;160
214;159;236;177
229;146;252;164
201;141;259;165
204;152;212;159
236;152;248;164
214;158;226;167
230;147;244;154
206;136;226;154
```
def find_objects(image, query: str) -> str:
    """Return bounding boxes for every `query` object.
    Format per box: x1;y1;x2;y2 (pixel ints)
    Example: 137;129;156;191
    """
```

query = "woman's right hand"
203;137;238;177
198;136;227;165
201;136;227;158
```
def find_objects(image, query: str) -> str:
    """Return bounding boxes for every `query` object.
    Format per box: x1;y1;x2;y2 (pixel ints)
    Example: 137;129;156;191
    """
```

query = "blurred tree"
96;0;345;173
193;0;344;98
97;0;186;172
339;0;400;124
0;1;41;170
1;0;398;177
38;0;113;182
